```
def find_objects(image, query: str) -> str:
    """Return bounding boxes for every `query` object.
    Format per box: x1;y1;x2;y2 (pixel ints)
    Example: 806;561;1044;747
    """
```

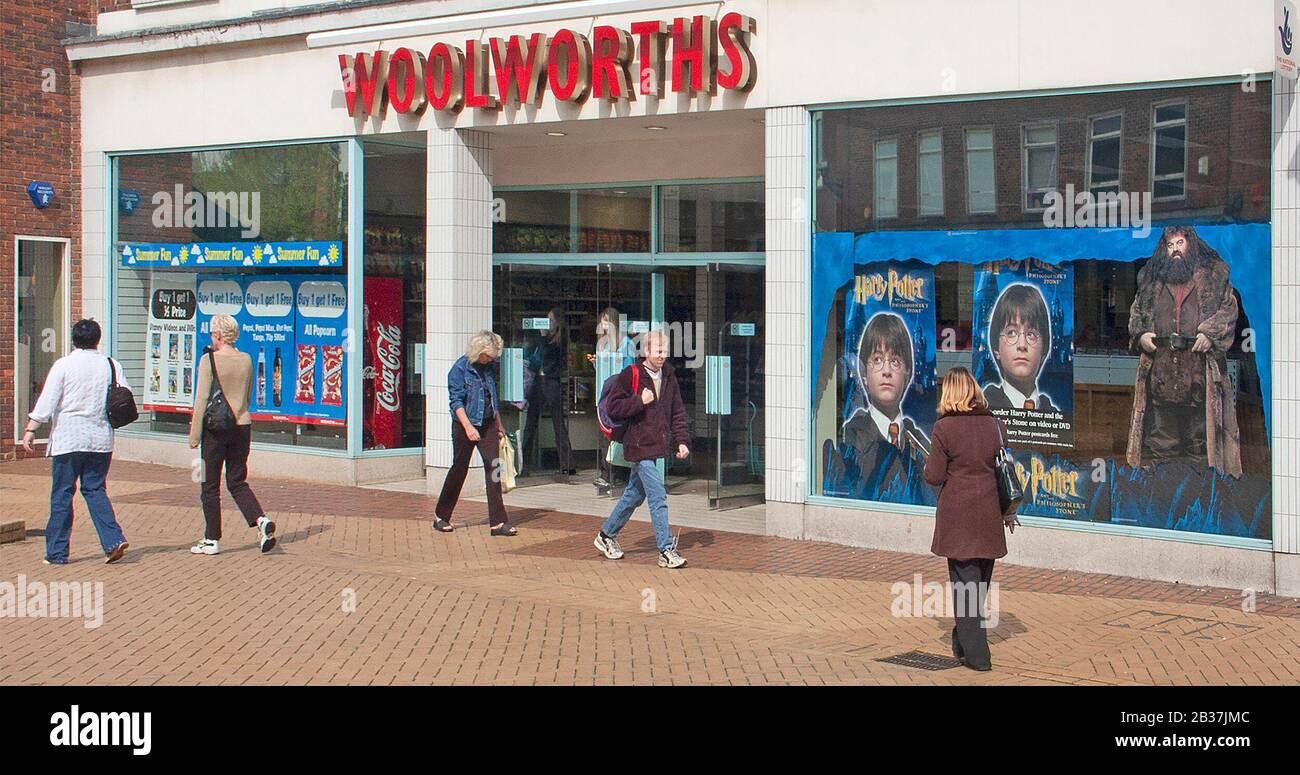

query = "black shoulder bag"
993;418;1023;515
105;357;139;429
203;352;237;433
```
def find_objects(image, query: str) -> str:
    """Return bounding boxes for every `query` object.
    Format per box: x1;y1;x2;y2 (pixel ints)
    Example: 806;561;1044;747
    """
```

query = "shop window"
576;187;651;253
873;139;898;220
964;128;995;215
659;181;764;252
112;142;350;450
1022;123;1058;211
362;137;427;450
1087;113;1123;196
811;82;1272;542
494;187;651;253
917;130;944;217
1151;101;1188;200
494;189;573;253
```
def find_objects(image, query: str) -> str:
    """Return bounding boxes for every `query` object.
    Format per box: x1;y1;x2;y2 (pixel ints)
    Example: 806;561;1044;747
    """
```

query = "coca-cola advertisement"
364;276;404;449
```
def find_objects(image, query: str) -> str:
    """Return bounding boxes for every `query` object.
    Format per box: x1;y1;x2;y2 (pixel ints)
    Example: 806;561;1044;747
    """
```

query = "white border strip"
304;0;706;48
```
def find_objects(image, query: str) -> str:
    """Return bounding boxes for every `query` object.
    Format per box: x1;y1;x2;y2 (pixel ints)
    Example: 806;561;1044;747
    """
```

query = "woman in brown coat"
923;367;1019;671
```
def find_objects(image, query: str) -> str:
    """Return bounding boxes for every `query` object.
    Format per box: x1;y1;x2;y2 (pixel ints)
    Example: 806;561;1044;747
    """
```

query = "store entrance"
493;262;764;507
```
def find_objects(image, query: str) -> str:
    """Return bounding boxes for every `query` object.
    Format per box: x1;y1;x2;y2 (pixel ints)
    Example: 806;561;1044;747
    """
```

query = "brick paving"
1;457;1298;685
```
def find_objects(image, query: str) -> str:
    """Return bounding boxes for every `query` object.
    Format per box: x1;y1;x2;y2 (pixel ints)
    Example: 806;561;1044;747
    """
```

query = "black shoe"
965;662;993;672
561;468;578;476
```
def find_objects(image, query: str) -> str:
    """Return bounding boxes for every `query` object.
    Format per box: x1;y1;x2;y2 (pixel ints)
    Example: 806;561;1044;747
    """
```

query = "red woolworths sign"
338;13;756;118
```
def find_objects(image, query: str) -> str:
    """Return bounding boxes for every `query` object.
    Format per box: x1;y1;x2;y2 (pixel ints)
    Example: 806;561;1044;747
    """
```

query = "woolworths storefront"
65;0;1300;594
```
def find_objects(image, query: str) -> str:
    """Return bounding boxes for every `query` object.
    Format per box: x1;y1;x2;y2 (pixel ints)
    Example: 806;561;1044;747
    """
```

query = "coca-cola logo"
374;321;402;412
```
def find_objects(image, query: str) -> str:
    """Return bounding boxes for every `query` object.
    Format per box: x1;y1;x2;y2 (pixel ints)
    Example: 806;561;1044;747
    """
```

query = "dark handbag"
202;351;237;433
993;419;1023;515
105;357;139;429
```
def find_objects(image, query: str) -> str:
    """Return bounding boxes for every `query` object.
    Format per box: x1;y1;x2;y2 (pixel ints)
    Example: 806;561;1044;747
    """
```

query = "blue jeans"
601;459;673;552
47;452;126;562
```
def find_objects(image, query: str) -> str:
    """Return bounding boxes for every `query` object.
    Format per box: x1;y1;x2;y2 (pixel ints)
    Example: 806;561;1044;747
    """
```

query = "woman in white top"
21;319;130;564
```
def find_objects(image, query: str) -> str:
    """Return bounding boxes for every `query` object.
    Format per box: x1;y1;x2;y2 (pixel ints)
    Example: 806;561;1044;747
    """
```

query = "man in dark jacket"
593;330;691;568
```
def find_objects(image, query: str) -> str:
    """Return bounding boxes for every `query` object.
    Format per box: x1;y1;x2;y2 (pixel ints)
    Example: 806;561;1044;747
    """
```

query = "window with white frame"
873;139;898;219
1022;123;1058;211
918;130;944;216
1087;113;1122;196
964;128;995;214
1151;101;1187;200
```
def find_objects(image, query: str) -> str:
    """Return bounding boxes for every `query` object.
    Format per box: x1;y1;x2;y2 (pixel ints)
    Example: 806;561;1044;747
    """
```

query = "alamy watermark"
1041;183;1151;238
597;315;704;369
151;185;261;238
0;574;104;629
891;573;1000;628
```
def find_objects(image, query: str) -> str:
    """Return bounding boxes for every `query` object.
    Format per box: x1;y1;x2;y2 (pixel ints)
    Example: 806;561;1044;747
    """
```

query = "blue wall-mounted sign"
119;188;141;215
27;182;54;209
120;241;344;269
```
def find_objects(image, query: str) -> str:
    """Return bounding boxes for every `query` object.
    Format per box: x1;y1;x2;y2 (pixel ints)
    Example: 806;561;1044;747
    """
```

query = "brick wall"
1;0;97;460
816;82;1273;233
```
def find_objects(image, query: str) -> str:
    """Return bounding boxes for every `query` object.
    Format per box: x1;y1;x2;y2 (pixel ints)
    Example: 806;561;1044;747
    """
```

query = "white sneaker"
256;516;277;553
190;538;219;555
658;548;687;569
594;532;625;560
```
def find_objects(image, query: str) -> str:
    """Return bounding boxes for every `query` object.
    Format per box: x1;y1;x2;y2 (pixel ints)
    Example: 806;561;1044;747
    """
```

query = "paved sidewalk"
1;458;1297;685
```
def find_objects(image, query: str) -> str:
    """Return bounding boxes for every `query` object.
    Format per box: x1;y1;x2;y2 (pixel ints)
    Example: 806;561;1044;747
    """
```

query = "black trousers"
1145;399;1207;463
200;425;265;540
947;557;996;669
522;376;572;471
436;416;507;525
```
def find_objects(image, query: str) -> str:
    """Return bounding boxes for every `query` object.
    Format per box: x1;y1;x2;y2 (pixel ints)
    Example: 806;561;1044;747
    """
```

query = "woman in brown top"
188;313;275;556
923;367;1019;671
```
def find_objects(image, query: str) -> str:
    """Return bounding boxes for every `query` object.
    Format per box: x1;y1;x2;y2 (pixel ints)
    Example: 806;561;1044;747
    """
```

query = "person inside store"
22;318;131;565
981;283;1058;412
433;330;515;536
1127;225;1242;476
188;314;276;556
522;306;575;477
588;306;640;493
923;366;1019;671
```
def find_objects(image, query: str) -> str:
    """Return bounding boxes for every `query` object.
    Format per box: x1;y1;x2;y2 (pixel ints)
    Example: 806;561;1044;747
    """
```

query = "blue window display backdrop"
814;224;1271;540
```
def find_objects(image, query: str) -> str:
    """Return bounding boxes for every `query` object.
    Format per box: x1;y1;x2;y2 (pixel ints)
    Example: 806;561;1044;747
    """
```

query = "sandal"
490;522;518;536
433;518;454;533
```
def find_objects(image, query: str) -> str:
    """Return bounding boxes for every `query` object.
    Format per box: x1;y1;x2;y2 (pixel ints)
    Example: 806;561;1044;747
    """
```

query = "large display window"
811;82;1272;541
112;142;351;449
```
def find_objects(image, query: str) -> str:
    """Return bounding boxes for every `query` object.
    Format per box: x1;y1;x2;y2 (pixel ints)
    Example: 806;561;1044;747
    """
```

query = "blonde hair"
466;330;503;362
211;314;240;344
642;329;669;351
938;366;987;417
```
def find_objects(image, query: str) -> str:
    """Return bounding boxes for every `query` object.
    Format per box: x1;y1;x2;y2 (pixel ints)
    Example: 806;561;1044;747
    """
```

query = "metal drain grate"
876;650;962;671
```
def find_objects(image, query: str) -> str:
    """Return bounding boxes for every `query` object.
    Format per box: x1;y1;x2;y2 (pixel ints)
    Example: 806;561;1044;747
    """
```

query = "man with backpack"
593;329;690;569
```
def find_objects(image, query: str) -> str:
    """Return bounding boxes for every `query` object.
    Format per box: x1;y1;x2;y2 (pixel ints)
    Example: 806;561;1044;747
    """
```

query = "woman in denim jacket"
433;330;515;535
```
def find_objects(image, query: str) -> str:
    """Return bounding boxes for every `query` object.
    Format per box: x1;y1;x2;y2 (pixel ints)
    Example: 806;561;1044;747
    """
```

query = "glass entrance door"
493;261;764;507
493;263;654;482
660;264;765;507
15;238;68;443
